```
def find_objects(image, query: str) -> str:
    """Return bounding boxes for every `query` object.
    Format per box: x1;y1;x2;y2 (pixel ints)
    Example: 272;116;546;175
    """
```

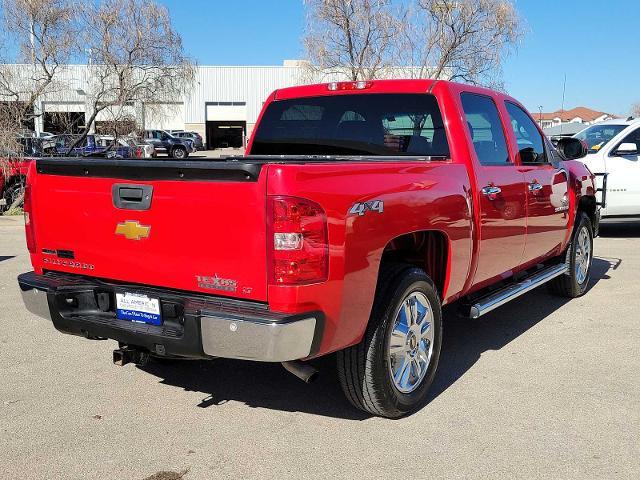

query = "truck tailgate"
30;159;268;302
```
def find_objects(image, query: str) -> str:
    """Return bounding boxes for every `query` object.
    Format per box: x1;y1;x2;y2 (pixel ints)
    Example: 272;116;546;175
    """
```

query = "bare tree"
303;0;522;87
0;0;77;211
403;0;521;86
632;103;640;118
66;0;195;154
303;0;402;81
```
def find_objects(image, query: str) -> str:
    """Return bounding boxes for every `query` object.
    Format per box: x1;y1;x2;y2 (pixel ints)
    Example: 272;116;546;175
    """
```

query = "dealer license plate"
115;292;162;326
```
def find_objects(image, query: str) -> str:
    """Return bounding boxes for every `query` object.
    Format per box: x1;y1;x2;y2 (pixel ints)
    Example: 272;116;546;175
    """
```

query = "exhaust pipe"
113;347;149;367
282;360;319;383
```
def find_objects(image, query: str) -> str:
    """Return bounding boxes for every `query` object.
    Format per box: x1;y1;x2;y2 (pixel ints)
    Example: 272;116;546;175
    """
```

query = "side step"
468;263;568;319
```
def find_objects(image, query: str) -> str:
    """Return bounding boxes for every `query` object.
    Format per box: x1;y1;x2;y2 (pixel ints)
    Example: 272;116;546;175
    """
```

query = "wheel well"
578;195;597;227
380;231;449;298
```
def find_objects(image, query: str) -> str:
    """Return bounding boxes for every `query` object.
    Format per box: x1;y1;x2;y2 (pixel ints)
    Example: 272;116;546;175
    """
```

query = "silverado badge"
115;220;151;240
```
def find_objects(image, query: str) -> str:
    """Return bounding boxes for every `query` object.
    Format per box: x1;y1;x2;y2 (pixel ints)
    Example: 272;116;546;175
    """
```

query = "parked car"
17;136;54;156
17;79;596;418
142;130;193;159
130;138;156;158
51;134;140;158
168;130;205;150
573;118;640;220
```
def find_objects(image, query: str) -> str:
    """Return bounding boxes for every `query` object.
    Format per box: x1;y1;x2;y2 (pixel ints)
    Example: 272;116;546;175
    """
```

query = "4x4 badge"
115;220;151;240
349;200;384;216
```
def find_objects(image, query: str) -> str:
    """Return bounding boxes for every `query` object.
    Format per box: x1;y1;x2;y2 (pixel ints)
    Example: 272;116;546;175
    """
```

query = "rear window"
251;93;450;157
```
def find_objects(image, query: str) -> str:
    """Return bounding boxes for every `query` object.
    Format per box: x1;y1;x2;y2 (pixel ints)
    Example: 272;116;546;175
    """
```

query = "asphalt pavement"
0;215;638;480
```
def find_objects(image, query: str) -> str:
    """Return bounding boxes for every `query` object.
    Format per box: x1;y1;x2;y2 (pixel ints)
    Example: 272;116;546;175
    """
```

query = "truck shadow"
140;257;614;421
427;256;614;404
598;222;640;238
140;347;369;420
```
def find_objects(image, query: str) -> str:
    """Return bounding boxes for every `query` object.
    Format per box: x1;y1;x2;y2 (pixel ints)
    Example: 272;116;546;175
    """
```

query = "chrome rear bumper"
18;271;321;362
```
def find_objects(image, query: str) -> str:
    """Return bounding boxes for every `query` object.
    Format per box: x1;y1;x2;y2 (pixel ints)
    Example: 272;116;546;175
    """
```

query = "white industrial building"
23;60;324;149
15;61;426;149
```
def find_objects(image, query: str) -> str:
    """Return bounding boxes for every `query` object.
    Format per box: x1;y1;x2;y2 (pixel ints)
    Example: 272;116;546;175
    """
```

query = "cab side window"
505;102;547;164
461;93;510;165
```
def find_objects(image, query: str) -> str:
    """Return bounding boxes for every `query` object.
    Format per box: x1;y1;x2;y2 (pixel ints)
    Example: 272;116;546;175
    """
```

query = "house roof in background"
538;106;616;122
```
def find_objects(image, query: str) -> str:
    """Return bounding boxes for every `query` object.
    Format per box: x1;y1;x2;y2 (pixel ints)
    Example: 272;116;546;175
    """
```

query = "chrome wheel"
387;291;434;394
575;226;591;285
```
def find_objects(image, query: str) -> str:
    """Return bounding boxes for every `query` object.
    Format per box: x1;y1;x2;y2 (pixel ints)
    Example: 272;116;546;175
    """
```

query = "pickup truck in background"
18;80;596;418
50;134;143;158
574;118;640;221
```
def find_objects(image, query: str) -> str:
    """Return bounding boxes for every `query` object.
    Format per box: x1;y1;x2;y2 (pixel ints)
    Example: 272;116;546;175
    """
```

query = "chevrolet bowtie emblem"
115;221;151;240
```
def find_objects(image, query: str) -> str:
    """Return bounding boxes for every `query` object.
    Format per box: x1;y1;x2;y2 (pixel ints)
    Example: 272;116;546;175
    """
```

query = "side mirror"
556;137;587;160
614;142;638;156
519;147;539;163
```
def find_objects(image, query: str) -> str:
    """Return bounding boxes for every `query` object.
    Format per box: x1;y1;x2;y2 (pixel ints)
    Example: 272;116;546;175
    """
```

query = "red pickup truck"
18;80;596;418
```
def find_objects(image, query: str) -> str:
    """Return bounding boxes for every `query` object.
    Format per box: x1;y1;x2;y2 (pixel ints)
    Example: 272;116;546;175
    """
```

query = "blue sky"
159;0;639;115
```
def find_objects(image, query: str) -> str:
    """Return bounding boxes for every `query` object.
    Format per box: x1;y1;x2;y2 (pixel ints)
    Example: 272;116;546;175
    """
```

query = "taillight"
23;184;36;253
268;196;328;285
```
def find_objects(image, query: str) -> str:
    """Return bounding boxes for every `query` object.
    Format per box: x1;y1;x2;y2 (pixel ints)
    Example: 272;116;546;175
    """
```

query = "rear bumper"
18;271;322;362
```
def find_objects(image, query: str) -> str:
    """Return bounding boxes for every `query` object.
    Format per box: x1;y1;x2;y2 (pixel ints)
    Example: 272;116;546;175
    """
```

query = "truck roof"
591;117;640;127
271;79;526;113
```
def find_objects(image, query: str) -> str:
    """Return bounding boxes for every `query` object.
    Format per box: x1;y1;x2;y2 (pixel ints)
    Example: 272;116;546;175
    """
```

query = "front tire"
337;266;442;418
550;212;593;297
171;146;187;159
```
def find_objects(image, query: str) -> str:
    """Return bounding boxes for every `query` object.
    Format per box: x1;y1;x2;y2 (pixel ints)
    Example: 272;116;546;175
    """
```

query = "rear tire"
337;266;442;418
549;212;593;298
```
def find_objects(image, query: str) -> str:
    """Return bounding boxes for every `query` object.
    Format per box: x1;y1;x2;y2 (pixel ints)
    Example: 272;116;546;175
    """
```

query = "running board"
468;264;568;319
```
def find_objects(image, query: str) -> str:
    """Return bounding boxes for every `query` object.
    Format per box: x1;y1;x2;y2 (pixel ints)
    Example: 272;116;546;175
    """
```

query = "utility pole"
30;16;42;135
29;19;35;64
560;74;567;135
538;105;543;126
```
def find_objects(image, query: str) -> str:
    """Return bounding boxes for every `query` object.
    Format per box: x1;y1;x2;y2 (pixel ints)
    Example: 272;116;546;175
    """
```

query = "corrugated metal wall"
6;63;431;129
16;64;309;125
187;66;306;124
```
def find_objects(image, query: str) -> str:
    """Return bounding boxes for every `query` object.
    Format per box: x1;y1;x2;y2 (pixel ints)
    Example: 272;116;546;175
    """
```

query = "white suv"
574;118;640;220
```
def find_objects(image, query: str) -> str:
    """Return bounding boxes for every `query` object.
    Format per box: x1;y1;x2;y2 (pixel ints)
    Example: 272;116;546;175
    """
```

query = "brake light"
327;81;373;91
268;196;328;285
23;184;36;253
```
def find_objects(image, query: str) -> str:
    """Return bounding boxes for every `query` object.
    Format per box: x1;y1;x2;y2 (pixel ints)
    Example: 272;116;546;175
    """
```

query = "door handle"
528;181;543;192
112;184;153;210
481;185;502;200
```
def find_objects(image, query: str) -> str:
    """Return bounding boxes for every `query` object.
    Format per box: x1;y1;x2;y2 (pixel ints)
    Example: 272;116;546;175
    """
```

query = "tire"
549;212;593;298
171;146;187;159
1;179;25;213
337;266;443;418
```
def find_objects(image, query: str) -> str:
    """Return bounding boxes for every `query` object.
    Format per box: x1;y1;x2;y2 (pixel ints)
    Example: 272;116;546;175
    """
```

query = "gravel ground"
0;215;638;480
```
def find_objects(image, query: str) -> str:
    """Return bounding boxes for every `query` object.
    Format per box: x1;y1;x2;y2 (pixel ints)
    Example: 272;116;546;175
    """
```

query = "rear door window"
461;93;510;166
251;93;450;157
